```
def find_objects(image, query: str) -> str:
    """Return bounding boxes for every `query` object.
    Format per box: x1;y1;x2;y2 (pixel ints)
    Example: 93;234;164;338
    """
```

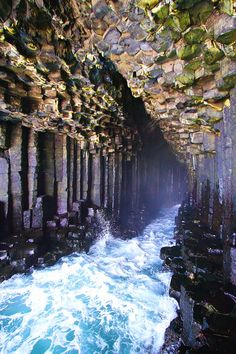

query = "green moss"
192;96;204;104
3;26;16;39
216;29;236;45
204;62;221;72
155;54;168;63
185;58;202;70
184;27;206;44
170;31;182;42
177;44;201;60
154;49;177;64
219;0;233;15
217;79;235;91
166;11;190;32
176;69;195;87
137;0;160;10
152;4;169;21
151;28;173;52
223;73;236;86
223;44;236;61
189;1;214;24
192;117;208;125
175;0;203;10
167;48;177;59
208;117;223;124
204;47;225;65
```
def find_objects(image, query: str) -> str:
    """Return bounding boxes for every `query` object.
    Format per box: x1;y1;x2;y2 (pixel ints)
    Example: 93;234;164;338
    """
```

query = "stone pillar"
9;124;22;232
114;152;122;215
223;88;236;287
68;137;75;209
103;154;109;209
28;130;38;210
136;152;142;211
91;151;101;207
44;133;55;197
56;135;68;215
230;89;236;228
0;123;9;150
131;153;138;211
81;149;89;200
0;157;9;232
108;153;115;212
75;141;81;202
120;155;132;225
216;100;233;238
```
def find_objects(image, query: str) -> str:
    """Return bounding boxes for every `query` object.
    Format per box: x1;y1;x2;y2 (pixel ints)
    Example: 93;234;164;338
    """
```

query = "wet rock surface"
0;206;98;282
161;201;236;354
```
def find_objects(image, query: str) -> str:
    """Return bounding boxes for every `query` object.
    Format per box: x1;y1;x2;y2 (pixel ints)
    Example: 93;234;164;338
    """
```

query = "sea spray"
0;206;179;354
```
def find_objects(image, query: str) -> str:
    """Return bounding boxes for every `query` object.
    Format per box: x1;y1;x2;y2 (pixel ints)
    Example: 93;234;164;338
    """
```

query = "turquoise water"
0;206;179;354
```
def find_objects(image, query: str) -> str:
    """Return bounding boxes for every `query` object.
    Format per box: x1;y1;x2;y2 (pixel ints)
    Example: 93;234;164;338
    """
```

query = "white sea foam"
0;205;180;354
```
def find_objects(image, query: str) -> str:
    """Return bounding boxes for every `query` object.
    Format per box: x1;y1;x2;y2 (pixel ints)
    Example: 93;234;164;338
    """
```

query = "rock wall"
190;88;236;287
0;118;186;234
0;115;186;280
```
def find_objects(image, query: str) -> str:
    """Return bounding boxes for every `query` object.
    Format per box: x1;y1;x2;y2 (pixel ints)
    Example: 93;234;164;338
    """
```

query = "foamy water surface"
0;206;179;354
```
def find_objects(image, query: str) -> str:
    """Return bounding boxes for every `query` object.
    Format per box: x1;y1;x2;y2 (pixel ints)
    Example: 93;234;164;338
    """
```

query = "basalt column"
114;152;123;216
9;124;23;233
161;89;236;353
91;151;101;207
0;123;9;234
56;135;68;216
0;123;139;236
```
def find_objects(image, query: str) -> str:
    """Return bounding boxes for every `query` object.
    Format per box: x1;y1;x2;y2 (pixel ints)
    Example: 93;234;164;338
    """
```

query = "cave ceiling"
0;0;235;162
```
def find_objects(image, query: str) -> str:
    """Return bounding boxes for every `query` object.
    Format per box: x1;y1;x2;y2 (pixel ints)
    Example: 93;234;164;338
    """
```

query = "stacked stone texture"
91;0;236;160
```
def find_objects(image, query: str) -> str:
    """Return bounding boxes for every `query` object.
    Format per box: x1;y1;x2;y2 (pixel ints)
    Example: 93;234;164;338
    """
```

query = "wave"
0;205;180;354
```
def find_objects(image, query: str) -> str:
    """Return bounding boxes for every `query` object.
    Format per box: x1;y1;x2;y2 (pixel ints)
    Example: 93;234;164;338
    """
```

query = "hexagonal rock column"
75;142;81;202
28;130;38;211
55;135;68;215
9;124;23;233
81;149;89;201
0;157;9;232
91;151;101;207
107;152;115;212
114;152;123;216
68;137;75;210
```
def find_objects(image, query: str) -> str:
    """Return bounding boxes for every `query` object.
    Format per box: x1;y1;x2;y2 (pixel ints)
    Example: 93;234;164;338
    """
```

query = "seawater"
0;206;179;354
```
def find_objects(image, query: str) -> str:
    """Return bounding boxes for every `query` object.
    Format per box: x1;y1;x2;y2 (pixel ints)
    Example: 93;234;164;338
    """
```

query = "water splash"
0;206;179;354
